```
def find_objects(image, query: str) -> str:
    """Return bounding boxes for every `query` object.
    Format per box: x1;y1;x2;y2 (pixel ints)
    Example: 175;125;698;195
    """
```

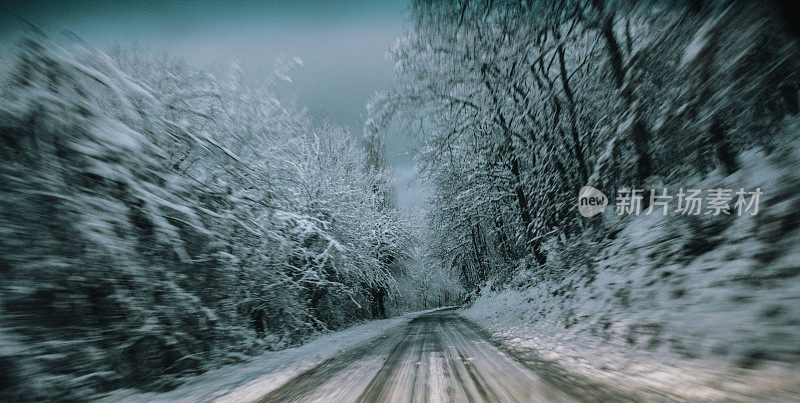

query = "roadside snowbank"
100;311;422;402
463;147;800;400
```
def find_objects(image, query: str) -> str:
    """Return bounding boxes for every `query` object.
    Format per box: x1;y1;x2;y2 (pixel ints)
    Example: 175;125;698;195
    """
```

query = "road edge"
456;312;643;402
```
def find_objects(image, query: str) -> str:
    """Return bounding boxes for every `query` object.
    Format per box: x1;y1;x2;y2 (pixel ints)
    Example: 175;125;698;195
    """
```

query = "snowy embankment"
101;311;426;402
462;147;800;400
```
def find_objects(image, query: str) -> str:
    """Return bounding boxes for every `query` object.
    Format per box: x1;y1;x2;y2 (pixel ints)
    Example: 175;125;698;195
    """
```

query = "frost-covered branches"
0;33;412;399
370;0;800;293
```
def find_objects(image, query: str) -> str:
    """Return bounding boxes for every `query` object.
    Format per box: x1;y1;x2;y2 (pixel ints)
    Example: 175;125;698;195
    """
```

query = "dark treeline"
369;0;800;292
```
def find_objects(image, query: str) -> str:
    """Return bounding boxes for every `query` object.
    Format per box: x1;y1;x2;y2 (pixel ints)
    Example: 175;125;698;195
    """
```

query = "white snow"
99;310;436;403
462;148;800;400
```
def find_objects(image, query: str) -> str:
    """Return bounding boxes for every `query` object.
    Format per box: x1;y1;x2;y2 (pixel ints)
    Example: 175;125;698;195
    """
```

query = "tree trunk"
557;42;590;185
600;14;653;183
710;118;738;175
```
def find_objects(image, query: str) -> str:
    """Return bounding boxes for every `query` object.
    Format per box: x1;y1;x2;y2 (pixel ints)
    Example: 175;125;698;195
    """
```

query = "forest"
2;0;800;401
0;33;459;399
369;0;799;291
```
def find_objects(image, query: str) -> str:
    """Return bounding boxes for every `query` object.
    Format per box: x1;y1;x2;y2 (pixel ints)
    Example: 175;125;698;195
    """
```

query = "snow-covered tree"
369;0;800;295
0;34;414;399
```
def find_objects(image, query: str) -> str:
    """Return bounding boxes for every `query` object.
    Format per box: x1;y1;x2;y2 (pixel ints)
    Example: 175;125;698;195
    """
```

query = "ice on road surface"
259;309;573;402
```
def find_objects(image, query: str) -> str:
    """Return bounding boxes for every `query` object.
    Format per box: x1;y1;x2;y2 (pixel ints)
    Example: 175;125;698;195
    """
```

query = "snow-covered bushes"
0;35;411;400
464;143;800;393
0;36;230;399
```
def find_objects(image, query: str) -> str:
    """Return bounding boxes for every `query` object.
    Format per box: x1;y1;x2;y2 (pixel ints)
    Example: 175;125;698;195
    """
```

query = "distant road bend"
258;309;575;402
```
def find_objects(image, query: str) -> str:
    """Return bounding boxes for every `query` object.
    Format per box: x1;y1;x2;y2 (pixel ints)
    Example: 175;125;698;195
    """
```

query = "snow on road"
259;309;572;402
102;300;800;402
463;294;800;401
105;308;578;402
104;312;421;402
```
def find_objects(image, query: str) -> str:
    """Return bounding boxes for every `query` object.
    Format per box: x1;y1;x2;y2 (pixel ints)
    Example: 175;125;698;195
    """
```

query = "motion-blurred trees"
0;34;413;399
369;0;800;293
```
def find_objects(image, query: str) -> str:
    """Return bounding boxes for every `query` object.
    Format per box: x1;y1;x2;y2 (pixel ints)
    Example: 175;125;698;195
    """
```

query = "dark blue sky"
0;0;427;211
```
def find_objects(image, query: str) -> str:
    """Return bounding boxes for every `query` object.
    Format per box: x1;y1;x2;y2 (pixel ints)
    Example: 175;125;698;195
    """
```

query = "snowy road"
257;309;573;402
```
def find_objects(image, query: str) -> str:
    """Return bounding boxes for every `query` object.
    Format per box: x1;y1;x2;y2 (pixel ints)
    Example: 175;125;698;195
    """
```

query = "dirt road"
258;309;575;402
